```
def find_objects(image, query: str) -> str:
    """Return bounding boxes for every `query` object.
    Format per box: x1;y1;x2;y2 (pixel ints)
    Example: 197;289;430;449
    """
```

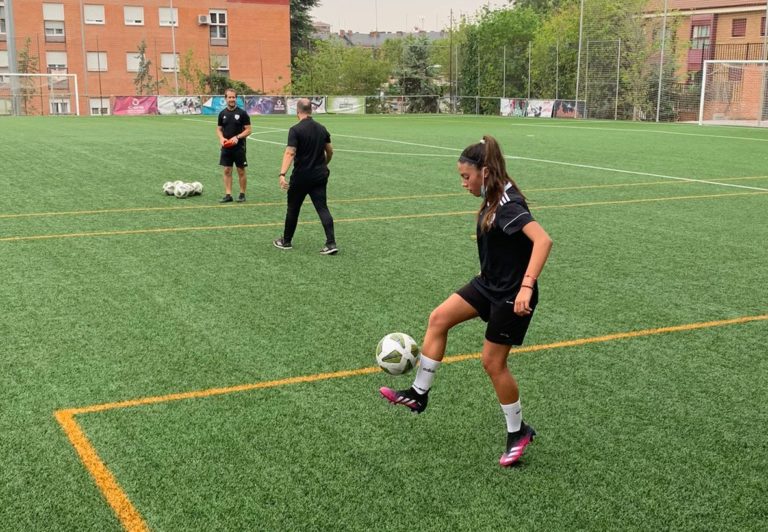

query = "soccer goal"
698;60;768;127
0;72;80;116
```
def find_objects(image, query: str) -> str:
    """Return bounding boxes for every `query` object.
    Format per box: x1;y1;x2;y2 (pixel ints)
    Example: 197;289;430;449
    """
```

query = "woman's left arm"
514;222;553;316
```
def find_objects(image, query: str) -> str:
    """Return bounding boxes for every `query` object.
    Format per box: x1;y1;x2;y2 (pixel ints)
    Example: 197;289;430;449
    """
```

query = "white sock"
411;354;441;395
501;400;522;433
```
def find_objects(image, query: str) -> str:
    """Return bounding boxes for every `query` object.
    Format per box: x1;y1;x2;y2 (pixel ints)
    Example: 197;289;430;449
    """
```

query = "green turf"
0;115;766;531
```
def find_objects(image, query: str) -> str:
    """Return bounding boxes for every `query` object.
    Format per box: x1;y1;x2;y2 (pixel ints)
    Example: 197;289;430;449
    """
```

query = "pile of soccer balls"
376;332;420;375
163;181;204;199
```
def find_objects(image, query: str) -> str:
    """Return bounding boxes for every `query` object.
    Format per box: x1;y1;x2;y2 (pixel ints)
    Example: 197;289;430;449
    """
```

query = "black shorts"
456;281;538;346
219;147;248;168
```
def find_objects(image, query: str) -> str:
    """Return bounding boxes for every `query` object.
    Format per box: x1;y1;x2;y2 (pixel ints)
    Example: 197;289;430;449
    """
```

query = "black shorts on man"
219;145;248;168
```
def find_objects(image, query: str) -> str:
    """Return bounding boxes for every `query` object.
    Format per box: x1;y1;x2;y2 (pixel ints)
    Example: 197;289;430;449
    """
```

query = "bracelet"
521;284;534;289
279;173;286;177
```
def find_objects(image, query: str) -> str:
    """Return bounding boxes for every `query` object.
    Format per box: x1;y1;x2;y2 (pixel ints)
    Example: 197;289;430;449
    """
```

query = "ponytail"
459;135;524;232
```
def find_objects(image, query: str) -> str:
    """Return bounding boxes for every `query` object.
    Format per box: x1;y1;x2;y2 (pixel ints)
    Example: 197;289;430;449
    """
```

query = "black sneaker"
219;194;233;203
273;238;293;250
237;193;246;203
379;386;428;414
499;422;536;467
320;244;338;255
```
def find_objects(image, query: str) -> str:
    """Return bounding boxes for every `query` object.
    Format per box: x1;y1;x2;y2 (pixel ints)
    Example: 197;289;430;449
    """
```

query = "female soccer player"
380;135;553;467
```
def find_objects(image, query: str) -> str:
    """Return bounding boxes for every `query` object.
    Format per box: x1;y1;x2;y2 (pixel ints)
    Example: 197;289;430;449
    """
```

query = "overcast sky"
311;1;510;33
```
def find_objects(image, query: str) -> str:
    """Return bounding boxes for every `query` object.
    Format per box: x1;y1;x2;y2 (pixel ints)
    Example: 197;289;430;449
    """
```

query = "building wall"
1;0;290;114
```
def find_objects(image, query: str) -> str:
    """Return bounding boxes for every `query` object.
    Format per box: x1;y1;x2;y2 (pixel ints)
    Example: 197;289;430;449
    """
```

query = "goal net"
0;73;80;116
698;60;768;126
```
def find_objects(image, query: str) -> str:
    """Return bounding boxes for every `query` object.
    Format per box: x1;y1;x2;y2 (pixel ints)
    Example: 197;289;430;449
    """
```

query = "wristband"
279;173;286;177
521;284;534;289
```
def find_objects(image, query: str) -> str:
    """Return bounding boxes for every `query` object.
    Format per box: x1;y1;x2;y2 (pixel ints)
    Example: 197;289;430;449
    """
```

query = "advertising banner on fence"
245;96;287;115
287;96;327;115
326;96;365;114
552;100;585;119
500;98;528;117
158;96;202;115
113;96;158;116
526;99;555;118
202;96;245;115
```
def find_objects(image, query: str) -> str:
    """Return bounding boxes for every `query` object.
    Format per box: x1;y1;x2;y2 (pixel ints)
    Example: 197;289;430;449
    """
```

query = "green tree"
179;49;206;95
17;37;40;114
133;40;157;95
388;36;442;113
291;39;391;95
290;0;320;63
457;6;541;113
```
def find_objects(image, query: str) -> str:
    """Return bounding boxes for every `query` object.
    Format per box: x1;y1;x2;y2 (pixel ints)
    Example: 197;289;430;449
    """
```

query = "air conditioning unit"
197;15;209;25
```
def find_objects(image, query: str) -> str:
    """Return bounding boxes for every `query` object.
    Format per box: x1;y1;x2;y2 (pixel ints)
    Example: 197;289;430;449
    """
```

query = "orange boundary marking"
4;190;768;243
55;314;767;531
1;175;766;221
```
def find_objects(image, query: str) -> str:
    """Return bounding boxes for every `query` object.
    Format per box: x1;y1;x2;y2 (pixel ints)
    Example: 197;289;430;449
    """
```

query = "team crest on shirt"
235;114;240;120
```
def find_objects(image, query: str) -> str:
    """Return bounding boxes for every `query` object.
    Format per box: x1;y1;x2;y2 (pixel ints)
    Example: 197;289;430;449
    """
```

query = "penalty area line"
54;313;767;532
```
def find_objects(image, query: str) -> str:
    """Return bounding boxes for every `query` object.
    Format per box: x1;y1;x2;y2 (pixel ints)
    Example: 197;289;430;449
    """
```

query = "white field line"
186;118;768;191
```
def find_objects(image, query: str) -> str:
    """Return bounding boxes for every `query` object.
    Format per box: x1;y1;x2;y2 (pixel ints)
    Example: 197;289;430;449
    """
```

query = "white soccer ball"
191;182;203;195
163;181;175;195
376;332;420;375
174;183;192;198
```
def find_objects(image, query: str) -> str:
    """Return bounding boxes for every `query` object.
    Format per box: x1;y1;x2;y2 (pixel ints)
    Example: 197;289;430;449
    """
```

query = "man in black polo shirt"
273;98;338;255
217;88;252;203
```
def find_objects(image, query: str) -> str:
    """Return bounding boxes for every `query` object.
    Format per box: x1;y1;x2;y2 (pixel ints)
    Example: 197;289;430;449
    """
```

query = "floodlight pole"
170;0;179;95
655;0;668;123
575;0;584;115
5;0;22;115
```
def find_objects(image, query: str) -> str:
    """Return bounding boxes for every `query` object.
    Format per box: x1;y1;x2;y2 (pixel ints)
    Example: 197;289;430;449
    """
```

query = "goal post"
698;60;768;127
0;73;80;116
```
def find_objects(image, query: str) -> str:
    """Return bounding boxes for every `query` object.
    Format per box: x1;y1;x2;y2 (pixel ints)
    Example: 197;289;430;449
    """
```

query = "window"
0;49;8;73
691;25;711;50
762;17;766;37
124;6;143;26
43;3;65;41
209;10;227;45
46;51;67;71
731;18;746;38
86;51;107;71
1;1;8;36
84;4;105;24
90;97;109;115
159;7;178;27
50;98;70;115
210;54;229;74
44;21;65;41
160;53;179;72
126;52;141;72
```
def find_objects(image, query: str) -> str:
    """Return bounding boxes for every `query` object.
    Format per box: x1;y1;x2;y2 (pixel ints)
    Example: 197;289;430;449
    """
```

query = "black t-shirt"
287;117;331;182
471;183;536;303
218;106;250;150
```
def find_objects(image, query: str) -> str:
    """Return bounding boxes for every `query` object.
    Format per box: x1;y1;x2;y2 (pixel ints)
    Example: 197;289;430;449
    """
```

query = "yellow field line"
3;190;767;243
54;411;150;532
1;176;765;221
54;313;767;531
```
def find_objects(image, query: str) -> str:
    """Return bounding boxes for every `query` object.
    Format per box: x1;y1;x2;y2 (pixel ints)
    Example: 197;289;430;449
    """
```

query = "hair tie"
479;138;486;144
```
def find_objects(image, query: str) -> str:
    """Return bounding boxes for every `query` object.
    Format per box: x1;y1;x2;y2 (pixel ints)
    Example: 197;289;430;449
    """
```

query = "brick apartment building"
647;0;767;82
0;0;291;115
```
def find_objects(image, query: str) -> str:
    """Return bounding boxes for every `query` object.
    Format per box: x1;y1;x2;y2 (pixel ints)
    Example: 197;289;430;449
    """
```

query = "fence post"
527;41;532;99
615;39;621;120
656;0;668;123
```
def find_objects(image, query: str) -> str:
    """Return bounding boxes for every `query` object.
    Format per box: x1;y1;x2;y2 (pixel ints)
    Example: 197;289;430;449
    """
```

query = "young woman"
380;135;553;467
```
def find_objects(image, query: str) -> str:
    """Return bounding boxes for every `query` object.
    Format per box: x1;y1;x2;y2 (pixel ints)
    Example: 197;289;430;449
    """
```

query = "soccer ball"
376;332;420;375
163;181;175;195
174;183;192;198
191;182;203;195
